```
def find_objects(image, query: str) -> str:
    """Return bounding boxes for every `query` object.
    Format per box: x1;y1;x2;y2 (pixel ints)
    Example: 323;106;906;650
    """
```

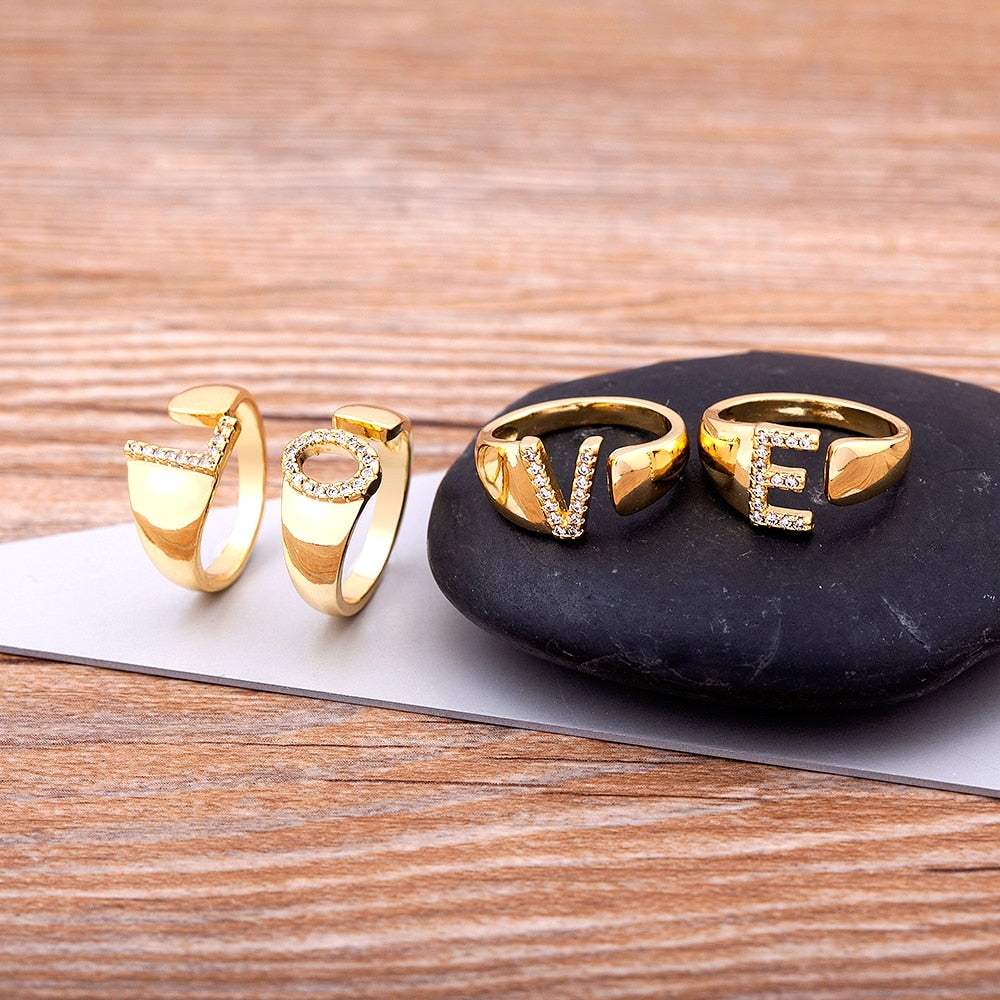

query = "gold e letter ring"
280;405;411;616
476;396;689;541
124;384;266;591
699;392;912;533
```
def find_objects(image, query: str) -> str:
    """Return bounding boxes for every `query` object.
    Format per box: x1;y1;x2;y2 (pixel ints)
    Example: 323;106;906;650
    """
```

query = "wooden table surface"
2;1;999;996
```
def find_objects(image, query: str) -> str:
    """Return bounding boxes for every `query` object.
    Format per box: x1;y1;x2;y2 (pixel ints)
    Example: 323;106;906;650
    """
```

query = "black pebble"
427;352;1000;711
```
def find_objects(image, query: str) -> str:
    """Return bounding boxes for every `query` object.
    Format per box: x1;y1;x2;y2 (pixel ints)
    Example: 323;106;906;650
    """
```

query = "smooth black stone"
427;352;1000;711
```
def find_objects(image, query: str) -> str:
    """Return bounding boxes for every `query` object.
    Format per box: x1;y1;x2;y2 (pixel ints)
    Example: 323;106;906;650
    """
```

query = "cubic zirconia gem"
124;414;239;477
745;423;820;532
281;427;381;502
521;440;598;541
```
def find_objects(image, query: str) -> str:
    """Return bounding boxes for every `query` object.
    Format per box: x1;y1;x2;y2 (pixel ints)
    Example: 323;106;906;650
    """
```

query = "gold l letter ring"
124;384;266;591
280;405;411;616
699;392;912;533
476;396;689;540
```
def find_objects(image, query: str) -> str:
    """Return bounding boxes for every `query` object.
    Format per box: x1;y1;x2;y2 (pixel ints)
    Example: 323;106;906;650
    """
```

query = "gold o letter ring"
699;392;912;532
476;396;689;540
280;404;411;616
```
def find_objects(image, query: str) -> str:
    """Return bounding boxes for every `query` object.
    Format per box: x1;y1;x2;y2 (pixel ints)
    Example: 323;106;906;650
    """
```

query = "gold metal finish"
476;396;689;540
124;384;266;591
281;405;411;616
699;392;912;532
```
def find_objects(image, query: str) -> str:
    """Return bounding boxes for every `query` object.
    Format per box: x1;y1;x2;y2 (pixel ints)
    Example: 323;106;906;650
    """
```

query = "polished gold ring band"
281;404;411;616
699;392;912;532
476;395;689;540
124;384;266;591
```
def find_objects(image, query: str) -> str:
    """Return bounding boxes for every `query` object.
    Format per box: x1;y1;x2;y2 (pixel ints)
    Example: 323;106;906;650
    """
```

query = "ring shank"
488;397;676;441
336;433;411;612
200;397;267;589
714;394;904;439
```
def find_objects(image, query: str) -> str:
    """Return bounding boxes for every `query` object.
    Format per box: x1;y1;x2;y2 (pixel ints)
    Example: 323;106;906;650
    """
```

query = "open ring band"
476;395;689;541
124;384;266;591
280;404;411;616
699;392;912;532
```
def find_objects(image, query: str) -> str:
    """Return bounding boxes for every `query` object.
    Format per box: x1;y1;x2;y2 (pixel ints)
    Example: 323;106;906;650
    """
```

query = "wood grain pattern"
1;0;999;996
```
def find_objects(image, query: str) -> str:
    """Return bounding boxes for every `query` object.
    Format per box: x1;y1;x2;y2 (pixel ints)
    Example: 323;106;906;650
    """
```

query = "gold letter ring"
124;384;266;591
699;392;912;532
280;405;411;616
476;396;689;540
